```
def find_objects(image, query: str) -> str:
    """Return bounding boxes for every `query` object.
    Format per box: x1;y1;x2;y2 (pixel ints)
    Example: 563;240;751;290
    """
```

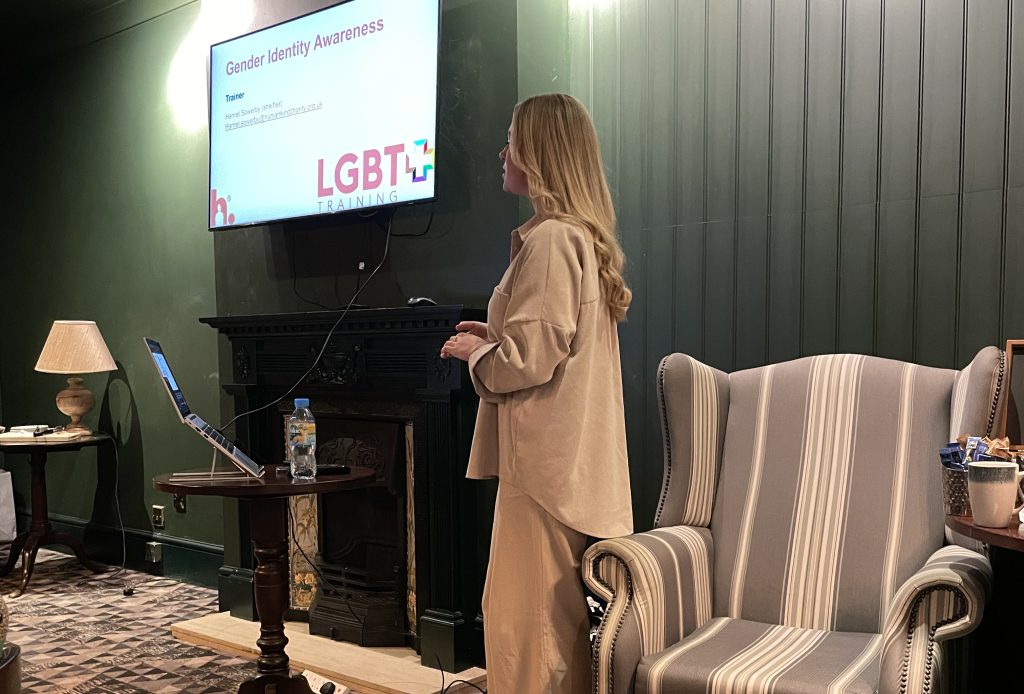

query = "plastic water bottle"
287;398;317;479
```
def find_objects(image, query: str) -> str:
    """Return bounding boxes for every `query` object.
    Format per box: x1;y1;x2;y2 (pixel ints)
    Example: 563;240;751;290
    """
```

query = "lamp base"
56;377;94;435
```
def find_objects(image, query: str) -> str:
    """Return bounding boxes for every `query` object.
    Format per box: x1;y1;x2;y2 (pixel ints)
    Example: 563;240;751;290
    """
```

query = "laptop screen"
144;339;191;419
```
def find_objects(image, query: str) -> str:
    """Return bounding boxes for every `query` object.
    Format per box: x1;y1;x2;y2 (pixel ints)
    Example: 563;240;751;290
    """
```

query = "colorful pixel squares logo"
406;139;435;183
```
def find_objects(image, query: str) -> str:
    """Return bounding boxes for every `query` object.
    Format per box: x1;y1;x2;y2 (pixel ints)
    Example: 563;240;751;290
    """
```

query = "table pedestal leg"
2;452;106;597
238;496;314;694
0;534;29;578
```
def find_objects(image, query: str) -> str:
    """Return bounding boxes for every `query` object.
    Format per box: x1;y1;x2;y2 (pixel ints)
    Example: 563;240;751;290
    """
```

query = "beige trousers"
481;482;591;694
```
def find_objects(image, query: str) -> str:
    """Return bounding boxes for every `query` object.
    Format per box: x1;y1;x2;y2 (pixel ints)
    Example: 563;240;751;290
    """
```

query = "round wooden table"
0;434;113;597
944;513;1024;552
155;466;376;694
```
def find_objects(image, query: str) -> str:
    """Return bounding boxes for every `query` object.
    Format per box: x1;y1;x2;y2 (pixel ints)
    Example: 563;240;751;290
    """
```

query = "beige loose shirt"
466;217;633;538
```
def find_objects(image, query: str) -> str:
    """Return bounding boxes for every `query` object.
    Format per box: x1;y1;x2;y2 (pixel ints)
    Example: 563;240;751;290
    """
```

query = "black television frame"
207;0;442;231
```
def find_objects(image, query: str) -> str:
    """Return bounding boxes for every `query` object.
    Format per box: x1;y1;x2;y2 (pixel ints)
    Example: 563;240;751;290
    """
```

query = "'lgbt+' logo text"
406;139;435;183
317;138;436;197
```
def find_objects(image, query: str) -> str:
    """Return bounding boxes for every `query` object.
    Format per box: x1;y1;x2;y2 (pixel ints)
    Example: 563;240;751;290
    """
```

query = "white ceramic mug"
968;461;1024;528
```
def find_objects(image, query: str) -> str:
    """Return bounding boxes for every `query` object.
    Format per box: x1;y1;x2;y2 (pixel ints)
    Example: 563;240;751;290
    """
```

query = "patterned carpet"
2;549;255;693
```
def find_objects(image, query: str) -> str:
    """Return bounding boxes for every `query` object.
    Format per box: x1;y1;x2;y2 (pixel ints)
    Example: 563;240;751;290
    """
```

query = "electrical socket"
152;504;165;529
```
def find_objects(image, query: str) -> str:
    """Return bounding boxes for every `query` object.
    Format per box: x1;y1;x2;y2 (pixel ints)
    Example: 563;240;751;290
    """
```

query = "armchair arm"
582;525;713;694
878;545;992;694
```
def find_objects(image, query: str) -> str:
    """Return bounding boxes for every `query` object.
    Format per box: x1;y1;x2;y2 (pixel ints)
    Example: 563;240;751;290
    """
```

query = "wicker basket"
942;467;971;516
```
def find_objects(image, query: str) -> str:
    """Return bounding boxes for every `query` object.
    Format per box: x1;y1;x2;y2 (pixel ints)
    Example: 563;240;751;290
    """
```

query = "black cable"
217;210;394;435
391;205;435;238
435;653;486;693
442;677;487;692
290;229;334;311
286;502;363;629
75;436;130;590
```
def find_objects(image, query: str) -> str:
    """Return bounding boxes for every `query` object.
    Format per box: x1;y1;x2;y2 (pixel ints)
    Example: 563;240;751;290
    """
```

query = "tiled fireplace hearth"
201;306;493;671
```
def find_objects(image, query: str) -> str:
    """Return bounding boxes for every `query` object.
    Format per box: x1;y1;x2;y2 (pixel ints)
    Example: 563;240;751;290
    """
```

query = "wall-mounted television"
208;0;440;230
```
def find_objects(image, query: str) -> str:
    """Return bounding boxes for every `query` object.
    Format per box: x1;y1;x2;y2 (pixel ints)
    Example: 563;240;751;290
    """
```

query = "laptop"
144;337;264;478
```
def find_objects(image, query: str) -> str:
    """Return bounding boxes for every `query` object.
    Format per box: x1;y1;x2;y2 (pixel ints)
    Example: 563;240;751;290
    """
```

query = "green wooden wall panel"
674;224;705;360
767;0;807;365
703;0;739;371
590;5;620;218
617;0;648;234
569;8;592;108
915;0;964;367
676;0;708;230
647;2;678;230
801;0;843;358
561;0;1023;525
734;0;772;370
647;226;677;366
837;0;881;356
874;0;920;360
671;1;708;359
1005;4;1024;339
957;1;1009;363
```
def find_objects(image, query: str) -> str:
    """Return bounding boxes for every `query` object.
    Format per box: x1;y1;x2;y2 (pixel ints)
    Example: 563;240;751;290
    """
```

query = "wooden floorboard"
172;611;487;694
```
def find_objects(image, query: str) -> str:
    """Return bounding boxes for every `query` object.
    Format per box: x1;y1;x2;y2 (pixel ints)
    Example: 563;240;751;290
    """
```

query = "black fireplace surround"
201;306;494;671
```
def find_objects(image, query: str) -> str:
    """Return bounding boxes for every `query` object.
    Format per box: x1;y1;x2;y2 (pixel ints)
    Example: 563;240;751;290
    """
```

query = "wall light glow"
167;0;254;133
569;0;617;11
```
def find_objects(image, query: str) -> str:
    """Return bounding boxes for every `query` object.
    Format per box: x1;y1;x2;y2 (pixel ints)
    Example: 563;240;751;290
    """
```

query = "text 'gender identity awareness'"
224;18;385;76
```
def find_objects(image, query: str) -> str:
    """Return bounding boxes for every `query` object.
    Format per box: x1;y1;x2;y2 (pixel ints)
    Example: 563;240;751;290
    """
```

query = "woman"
440;93;633;693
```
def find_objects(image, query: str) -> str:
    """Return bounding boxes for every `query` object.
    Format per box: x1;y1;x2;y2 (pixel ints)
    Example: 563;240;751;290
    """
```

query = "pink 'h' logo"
210;189;236;226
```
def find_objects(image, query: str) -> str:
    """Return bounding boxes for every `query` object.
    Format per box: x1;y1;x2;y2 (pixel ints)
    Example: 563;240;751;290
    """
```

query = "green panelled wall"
560;0;1024;528
2;0;1023;560
0;0;226;551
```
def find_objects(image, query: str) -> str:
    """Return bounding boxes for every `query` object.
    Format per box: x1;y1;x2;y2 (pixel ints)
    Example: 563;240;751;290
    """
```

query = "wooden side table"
155;466;376;694
0;434;112;596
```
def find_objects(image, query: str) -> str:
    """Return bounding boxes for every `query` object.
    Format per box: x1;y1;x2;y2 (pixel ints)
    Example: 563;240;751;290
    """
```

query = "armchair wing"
878;545;993;694
583;525;713;694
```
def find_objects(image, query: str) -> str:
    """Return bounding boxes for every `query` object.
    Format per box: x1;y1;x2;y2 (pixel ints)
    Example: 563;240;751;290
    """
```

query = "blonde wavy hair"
510;93;631;322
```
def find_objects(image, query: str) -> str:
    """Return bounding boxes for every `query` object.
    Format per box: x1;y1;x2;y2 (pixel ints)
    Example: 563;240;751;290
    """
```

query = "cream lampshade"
34;320;117;434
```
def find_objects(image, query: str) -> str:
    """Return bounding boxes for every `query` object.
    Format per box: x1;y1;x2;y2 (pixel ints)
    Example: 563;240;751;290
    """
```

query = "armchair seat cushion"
637;617;881;694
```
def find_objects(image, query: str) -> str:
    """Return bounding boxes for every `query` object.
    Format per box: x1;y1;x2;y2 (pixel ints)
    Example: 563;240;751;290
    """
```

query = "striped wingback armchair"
584;349;1001;694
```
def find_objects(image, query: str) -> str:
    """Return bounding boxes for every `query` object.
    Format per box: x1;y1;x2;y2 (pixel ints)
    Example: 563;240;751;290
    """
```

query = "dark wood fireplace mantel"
201;305;492;671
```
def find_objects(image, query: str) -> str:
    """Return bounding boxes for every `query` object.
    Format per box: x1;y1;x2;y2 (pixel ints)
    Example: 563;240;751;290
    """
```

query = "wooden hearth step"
171;611;486;694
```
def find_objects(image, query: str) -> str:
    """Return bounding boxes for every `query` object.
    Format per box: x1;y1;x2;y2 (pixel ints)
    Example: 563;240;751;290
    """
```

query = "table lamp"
34;320;117;434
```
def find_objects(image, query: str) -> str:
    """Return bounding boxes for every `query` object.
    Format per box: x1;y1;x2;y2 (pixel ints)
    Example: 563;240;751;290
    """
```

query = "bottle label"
288;422;316;448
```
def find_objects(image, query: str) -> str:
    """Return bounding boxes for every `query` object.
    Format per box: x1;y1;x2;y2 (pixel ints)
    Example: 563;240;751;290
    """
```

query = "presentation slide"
209;0;439;228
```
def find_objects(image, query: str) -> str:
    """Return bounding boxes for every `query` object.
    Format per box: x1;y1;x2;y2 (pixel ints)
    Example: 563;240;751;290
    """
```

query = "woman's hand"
440;331;487;361
455;321;489;339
